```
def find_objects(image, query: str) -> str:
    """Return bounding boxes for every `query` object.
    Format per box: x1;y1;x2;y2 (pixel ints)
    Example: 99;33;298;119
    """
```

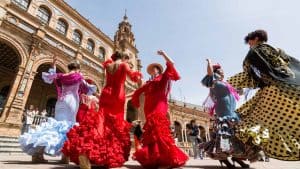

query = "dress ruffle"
128;71;142;82
62;109;131;168
19;118;75;156
200;117;261;161
133;112;188;169
238;124;269;145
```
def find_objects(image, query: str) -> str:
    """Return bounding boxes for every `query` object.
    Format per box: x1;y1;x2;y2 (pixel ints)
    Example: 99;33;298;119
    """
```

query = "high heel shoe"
231;157;250;168
219;160;235;169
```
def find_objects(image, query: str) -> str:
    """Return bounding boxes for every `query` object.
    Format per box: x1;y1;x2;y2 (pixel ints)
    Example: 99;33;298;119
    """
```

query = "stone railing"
32;115;48;126
177;142;193;156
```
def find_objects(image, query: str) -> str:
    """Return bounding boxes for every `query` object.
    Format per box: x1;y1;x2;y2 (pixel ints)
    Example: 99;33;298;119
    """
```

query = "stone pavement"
0;155;299;169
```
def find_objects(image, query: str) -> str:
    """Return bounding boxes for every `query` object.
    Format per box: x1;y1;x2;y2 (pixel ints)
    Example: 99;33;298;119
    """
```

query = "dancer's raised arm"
157;50;180;81
157;50;174;64
42;56;58;84
206;59;213;76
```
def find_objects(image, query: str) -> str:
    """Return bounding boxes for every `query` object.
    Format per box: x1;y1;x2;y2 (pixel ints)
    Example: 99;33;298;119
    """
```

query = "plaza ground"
0;155;299;169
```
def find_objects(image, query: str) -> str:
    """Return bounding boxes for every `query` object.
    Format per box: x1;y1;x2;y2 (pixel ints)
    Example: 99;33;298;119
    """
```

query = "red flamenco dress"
62;59;141;168
76;94;99;123
131;62;188;169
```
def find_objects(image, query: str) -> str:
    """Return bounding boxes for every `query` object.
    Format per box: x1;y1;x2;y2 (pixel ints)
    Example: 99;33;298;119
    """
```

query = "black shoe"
265;157;270;162
231;157;249;168
219;160;235;169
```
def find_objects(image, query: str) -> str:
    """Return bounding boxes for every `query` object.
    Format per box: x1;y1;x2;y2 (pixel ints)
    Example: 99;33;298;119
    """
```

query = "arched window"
0;85;10;111
36;6;51;24
98;47;106;59
72;29;82;45
86;39;95;53
56;19;68;35
12;0;30;10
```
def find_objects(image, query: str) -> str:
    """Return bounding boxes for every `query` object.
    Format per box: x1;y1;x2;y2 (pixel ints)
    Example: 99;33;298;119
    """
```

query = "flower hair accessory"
212;63;221;71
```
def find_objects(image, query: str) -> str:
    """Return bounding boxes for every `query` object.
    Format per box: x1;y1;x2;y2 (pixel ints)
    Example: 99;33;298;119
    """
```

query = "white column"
181;129;184;142
184;129;188;142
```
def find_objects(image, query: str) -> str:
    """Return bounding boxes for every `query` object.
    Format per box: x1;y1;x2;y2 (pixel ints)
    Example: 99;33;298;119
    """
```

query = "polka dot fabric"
228;72;300;161
227;72;258;89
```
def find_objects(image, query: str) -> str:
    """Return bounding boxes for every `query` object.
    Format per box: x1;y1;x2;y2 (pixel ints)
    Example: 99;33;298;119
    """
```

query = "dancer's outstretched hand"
157;50;166;56
157;50;174;63
206;59;212;63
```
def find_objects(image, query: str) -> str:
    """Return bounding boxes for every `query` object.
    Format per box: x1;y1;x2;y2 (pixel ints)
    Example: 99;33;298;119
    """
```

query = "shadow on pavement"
183;165;227;169
1;160;64;165
50;165;137;169
123;164;143;169
184;165;255;169
0;160;256;169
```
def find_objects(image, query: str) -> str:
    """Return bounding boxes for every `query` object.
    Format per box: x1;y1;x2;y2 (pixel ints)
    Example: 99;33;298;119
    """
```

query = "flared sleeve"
102;59;113;69
42;67;58;84
124;63;142;82
83;80;97;95
80;79;97;96
201;74;214;88
163;62;180;81
131;84;147;108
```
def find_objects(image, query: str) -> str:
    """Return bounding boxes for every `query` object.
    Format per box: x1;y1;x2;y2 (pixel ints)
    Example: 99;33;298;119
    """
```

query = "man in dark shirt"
188;120;202;159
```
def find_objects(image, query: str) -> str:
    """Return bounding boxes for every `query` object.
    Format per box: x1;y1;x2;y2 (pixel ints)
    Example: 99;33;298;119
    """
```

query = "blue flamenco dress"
201;74;261;161
19;67;96;156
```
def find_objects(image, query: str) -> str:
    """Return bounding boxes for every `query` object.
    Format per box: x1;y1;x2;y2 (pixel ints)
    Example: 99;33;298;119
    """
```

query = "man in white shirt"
21;105;35;134
41;109;47;117
40;109;48;123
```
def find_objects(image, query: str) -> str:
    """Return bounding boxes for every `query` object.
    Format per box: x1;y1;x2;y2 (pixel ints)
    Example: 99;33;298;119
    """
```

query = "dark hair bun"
67;61;80;71
244;29;268;43
111;51;122;61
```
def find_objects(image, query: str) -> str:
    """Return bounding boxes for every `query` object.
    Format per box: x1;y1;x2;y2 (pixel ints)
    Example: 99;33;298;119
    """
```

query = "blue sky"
65;0;300;105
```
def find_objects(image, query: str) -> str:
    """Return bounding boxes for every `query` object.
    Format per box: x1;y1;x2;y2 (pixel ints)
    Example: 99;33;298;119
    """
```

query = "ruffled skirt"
76;104;88;123
200;117;261;161
235;85;300;161
19;118;75;156
133;112;188;169
228;72;300;161
62;108;131;168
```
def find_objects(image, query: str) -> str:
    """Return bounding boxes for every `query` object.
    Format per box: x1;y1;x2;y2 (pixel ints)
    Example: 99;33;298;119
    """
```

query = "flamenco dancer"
76;80;99;123
62;51;142;169
131;50;188;169
201;60;255;169
19;57;96;163
228;30;300;161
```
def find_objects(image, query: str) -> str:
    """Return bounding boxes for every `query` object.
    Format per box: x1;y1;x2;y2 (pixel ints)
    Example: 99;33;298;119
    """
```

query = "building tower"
114;12;142;71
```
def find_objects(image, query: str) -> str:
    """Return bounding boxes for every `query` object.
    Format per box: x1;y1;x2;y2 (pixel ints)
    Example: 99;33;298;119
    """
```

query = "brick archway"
32;58;68;73
0;38;25;121
0;32;27;68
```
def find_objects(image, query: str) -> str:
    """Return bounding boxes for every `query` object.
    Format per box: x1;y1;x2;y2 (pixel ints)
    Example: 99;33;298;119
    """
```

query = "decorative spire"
123;9;128;21
114;11;135;48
